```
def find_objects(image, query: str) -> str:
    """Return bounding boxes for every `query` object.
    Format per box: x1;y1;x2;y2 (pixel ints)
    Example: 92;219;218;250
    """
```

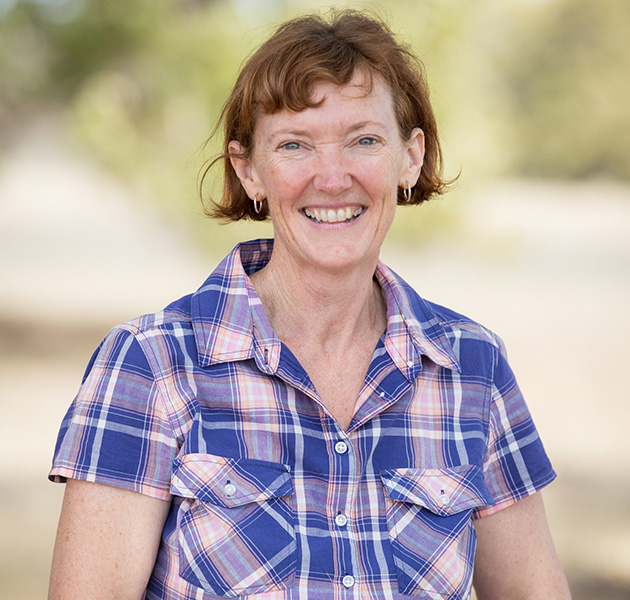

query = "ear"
228;140;263;199
399;128;425;188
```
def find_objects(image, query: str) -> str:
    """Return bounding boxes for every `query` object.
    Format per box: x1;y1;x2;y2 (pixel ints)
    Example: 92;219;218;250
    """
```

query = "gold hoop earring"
253;193;263;214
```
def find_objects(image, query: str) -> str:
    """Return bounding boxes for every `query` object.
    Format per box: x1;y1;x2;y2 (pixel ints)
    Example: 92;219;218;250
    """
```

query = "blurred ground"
1;122;629;599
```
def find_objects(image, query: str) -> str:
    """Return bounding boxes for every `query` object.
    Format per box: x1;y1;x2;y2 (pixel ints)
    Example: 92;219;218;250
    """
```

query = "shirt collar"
192;239;460;376
375;261;461;378
192;239;280;370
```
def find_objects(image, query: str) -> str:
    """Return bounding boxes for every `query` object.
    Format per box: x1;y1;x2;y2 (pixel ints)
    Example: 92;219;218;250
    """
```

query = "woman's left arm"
473;491;571;600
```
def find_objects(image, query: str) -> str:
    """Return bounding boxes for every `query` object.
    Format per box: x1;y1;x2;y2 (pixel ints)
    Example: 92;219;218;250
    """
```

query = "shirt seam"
124;326;183;452
118;312;192;337
435;318;502;351
485;341;498;450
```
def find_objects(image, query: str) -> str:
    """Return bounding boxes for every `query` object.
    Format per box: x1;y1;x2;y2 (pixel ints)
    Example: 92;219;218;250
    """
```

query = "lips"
303;206;363;223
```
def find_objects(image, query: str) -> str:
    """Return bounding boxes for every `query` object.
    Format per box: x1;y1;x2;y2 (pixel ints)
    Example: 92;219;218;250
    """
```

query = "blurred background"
1;0;629;598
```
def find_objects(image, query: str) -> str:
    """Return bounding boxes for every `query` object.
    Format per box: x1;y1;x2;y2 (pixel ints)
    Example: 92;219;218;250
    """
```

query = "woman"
49;10;571;600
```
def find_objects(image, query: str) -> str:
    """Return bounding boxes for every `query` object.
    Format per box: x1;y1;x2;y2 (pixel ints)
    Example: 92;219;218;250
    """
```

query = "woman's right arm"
49;479;171;600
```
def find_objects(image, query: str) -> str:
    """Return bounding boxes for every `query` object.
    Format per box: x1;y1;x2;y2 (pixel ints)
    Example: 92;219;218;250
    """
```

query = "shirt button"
438;493;450;506
224;483;236;497
335;441;348;455
335;513;348;527
342;575;355;588
379;391;385;398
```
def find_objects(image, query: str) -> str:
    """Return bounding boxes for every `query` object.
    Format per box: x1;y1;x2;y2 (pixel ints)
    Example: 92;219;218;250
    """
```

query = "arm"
473;491;571;600
49;479;171;600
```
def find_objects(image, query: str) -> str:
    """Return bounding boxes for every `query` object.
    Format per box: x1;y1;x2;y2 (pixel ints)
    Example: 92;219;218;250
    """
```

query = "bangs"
249;43;374;116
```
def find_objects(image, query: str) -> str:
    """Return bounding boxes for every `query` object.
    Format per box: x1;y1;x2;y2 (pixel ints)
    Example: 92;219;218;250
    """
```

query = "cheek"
360;167;399;202
357;153;401;185
264;175;305;221
264;163;311;200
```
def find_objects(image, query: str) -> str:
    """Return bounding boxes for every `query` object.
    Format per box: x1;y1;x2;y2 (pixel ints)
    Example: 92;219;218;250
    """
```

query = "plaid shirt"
50;239;556;600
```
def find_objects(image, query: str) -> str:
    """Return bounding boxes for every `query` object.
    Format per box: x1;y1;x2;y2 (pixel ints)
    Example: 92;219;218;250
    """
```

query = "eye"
357;136;379;146
280;141;301;151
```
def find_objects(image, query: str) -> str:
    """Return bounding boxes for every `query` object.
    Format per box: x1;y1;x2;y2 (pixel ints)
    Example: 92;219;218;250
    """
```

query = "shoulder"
423;298;505;353
127;294;193;335
118;293;194;338
86;293;197;381
382;263;505;354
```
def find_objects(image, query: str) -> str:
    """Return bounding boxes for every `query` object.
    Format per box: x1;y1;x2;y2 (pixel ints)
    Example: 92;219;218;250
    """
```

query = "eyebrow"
346;120;387;133
269;121;388;140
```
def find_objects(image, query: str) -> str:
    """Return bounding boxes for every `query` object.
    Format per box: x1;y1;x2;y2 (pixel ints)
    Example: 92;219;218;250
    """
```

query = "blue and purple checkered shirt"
50;239;556;599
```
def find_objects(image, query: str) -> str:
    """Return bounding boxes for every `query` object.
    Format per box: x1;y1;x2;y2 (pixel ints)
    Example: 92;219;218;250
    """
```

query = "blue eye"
281;141;301;150
358;137;378;146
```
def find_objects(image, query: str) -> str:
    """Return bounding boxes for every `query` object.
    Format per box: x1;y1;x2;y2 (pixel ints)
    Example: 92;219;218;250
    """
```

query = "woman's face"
230;72;425;275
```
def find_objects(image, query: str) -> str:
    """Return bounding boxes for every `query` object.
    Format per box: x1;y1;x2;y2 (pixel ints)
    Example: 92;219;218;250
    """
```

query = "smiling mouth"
303;206;364;223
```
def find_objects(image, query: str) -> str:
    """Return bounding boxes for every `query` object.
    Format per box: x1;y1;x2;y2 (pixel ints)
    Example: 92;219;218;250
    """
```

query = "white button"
379;391;385;398
335;441;348;455
342;575;355;588
438;493;449;506
407;360;414;367
335;513;348;527
224;483;236;497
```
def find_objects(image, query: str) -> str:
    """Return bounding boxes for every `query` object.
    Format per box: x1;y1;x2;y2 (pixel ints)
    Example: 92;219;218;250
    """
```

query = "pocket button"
438;493;450;506
224;483;237;497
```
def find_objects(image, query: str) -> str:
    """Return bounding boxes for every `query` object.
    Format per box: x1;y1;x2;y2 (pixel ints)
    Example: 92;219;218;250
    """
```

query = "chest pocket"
171;453;296;598
380;464;493;599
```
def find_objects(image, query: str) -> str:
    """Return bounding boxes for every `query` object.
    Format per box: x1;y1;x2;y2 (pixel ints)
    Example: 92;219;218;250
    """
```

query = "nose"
312;148;352;195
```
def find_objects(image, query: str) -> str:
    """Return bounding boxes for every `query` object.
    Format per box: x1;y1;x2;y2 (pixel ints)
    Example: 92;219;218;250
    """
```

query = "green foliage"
1;0;628;252
497;0;630;180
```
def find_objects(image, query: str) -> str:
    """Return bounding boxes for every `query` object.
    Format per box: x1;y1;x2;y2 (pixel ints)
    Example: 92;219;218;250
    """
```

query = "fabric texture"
50;238;556;600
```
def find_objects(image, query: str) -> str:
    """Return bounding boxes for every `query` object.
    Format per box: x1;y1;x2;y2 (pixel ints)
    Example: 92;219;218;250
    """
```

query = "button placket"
330;432;358;594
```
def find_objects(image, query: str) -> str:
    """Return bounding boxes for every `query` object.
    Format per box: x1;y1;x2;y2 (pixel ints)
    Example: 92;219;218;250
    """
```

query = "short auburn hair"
201;9;451;222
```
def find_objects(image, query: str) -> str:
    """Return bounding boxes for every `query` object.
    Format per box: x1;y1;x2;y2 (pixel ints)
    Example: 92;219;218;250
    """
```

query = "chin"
305;245;377;274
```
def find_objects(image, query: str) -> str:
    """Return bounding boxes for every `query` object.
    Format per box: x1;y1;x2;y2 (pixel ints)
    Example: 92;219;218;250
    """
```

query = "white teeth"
304;206;363;223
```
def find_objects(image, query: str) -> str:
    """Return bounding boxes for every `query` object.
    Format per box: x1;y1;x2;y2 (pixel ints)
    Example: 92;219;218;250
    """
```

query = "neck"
250;250;386;350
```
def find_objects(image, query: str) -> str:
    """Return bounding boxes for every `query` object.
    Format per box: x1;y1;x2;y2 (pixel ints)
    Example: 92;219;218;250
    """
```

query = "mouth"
303;206;364;224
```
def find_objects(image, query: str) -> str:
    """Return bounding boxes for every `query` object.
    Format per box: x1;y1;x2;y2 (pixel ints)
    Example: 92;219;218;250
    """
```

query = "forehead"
255;73;398;137
311;71;392;103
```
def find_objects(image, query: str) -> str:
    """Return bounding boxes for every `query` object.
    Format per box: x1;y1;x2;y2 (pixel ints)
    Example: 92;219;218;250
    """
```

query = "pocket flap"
171;453;293;508
380;464;493;516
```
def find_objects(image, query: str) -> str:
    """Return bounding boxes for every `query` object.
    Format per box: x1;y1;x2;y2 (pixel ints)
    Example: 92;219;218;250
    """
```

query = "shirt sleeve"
473;338;557;519
49;325;179;500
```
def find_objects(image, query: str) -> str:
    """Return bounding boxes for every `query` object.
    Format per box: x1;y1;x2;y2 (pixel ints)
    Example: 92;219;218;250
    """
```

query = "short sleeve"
473;339;556;519
49;326;178;500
